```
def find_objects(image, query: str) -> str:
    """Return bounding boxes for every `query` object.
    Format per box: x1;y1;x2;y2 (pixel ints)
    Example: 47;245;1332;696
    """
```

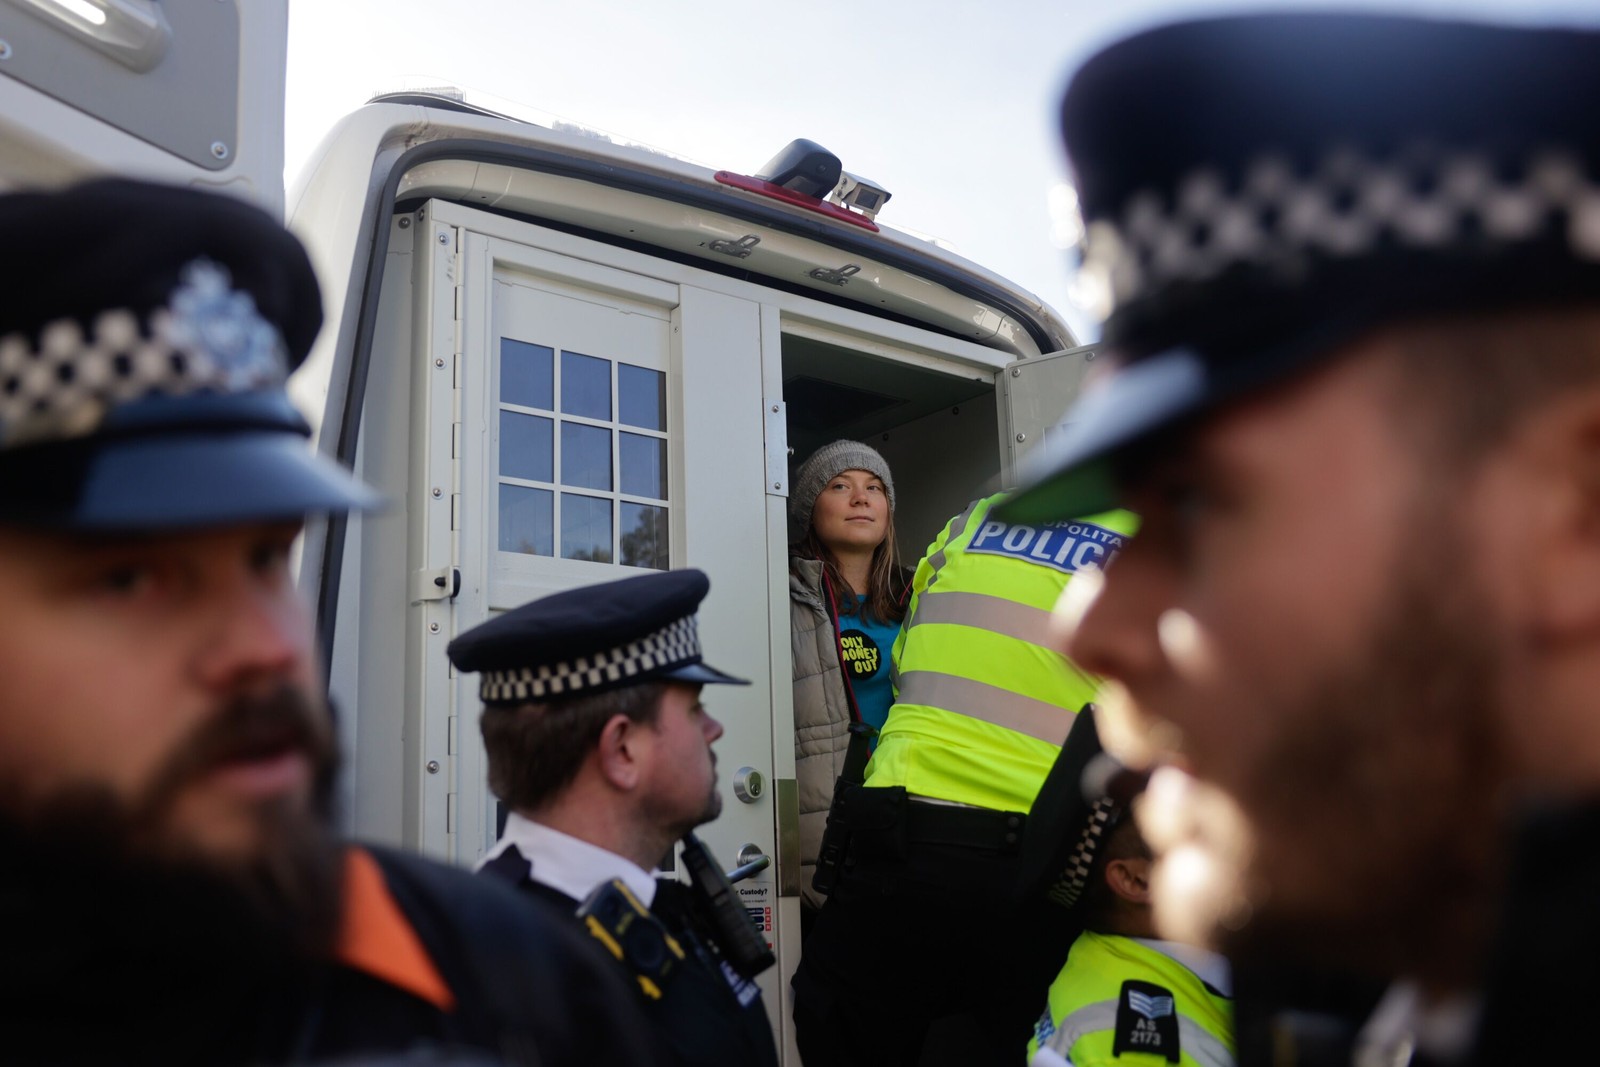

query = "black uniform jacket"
2;842;660;1065
1232;800;1600;1067
482;844;779;1067
1470;799;1600;1065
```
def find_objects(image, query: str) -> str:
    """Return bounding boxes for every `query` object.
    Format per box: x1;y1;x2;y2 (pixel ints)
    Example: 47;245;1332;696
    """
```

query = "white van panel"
1000;343;1100;486
0;0;288;213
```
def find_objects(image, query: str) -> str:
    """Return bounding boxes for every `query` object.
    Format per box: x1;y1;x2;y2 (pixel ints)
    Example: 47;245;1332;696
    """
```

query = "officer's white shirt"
1130;938;1233;996
478;811;659;908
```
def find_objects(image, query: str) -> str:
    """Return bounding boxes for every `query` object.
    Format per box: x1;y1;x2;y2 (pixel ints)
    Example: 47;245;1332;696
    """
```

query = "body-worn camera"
577;879;686;1000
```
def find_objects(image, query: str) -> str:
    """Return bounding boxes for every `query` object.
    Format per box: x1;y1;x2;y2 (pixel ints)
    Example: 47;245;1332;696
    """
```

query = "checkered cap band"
1074;146;1600;323
0;259;288;448
1046;795;1118;910
479;613;702;702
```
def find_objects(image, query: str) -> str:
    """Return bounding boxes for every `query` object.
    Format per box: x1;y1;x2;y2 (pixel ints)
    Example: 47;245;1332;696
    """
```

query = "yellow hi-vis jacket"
863;493;1139;812
1028;932;1235;1067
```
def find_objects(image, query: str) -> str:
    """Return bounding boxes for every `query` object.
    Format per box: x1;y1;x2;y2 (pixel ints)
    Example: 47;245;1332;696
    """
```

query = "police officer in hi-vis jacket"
791;491;1137;1065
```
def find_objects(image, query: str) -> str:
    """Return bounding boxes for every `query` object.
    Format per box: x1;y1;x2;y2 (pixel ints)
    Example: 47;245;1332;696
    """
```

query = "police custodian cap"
1018;706;1124;914
448;569;749;705
1004;13;1600;522
0;178;378;529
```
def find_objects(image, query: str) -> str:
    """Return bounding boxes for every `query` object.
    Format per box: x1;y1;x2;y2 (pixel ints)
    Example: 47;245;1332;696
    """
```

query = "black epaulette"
1114;980;1181;1063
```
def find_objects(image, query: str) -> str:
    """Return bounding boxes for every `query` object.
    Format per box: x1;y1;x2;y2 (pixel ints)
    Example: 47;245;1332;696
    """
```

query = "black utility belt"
906;796;1026;852
848;786;1027;853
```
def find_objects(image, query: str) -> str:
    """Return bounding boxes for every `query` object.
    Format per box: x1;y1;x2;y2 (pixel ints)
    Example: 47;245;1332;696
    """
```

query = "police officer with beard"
450;570;780;1067
0;179;657;1065
1004;12;1600;1066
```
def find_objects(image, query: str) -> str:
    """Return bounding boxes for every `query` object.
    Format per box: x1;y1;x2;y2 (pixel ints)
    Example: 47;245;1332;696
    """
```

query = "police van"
0;1;1096;1053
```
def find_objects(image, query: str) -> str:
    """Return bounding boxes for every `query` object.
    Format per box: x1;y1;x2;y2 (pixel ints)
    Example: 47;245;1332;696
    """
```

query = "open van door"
998;343;1100;487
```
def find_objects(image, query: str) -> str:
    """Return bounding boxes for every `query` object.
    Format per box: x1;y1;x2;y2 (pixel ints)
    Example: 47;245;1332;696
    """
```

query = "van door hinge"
763;399;789;497
446;229;464;526
411;565;461;602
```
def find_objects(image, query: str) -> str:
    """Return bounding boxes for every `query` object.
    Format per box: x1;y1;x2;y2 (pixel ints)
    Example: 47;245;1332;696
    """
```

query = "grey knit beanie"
790;439;896;526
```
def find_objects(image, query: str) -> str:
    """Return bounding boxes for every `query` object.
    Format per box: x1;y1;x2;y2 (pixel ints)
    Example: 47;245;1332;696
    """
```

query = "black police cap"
447;568;749;704
1017;705;1131;914
0;178;378;529
1005;13;1600;523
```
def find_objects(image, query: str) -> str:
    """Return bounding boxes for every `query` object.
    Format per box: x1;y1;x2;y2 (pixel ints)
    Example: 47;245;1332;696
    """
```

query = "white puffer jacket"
789;555;854;916
789;555;911;914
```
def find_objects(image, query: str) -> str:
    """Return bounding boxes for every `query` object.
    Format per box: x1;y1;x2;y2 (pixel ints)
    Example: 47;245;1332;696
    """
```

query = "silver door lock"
732;766;764;803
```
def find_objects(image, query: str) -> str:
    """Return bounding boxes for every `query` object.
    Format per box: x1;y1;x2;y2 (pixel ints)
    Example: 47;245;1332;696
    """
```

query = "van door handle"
727;848;771;884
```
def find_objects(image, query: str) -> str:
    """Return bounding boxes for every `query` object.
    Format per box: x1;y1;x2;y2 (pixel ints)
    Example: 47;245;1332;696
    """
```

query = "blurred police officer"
790;492;1137;1065
1003;12;1600;1065
448;569;780;1067
1016;708;1234;1067
0;178;656;1065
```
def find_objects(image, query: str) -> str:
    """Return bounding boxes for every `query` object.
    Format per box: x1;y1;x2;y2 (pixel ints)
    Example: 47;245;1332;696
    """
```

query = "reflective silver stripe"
1044;1001;1117;1056
1178;1019;1235;1067
896;671;1073;745
921;496;985;596
898;495;988;692
903;590;1055;647
1043;1000;1234;1067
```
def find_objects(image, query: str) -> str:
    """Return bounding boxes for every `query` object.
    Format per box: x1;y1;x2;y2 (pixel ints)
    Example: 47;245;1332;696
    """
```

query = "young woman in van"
788;440;910;934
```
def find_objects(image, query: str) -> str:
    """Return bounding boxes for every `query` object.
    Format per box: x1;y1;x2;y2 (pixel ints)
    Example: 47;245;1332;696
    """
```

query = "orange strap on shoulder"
335;847;457;1011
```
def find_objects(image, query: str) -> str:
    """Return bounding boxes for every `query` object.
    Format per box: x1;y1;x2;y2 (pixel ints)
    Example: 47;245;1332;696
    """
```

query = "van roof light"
715;139;883;231
753;139;841;198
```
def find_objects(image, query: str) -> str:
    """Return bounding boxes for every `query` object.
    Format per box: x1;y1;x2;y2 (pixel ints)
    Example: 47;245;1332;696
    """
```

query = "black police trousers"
790;787;1081;1067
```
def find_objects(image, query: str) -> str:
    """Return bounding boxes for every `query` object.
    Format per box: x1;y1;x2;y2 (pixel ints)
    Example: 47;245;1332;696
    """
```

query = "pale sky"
286;0;1600;344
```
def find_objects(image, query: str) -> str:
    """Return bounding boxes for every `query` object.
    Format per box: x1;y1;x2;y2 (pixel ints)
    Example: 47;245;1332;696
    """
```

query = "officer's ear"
1105;856;1152;905
596;713;643;790
1516;386;1600;639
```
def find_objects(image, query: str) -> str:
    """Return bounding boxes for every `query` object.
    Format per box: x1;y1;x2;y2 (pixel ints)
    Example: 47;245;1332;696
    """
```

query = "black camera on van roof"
754;138;842;199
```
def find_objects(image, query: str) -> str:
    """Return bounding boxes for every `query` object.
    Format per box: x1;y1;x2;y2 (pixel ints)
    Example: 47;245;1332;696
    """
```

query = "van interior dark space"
781;334;1001;560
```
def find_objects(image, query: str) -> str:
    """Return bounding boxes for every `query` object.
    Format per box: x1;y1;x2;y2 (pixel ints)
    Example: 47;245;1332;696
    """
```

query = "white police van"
0;1;1096;1053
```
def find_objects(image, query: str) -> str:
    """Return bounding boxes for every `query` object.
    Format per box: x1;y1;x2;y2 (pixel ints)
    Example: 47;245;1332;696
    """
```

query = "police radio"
678;832;776;980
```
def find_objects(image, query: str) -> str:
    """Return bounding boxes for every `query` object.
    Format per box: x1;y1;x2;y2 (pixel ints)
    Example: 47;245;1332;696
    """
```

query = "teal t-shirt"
836;595;902;734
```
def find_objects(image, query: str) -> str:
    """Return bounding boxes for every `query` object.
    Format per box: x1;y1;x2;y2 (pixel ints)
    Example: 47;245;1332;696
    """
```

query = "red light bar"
713;171;881;232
